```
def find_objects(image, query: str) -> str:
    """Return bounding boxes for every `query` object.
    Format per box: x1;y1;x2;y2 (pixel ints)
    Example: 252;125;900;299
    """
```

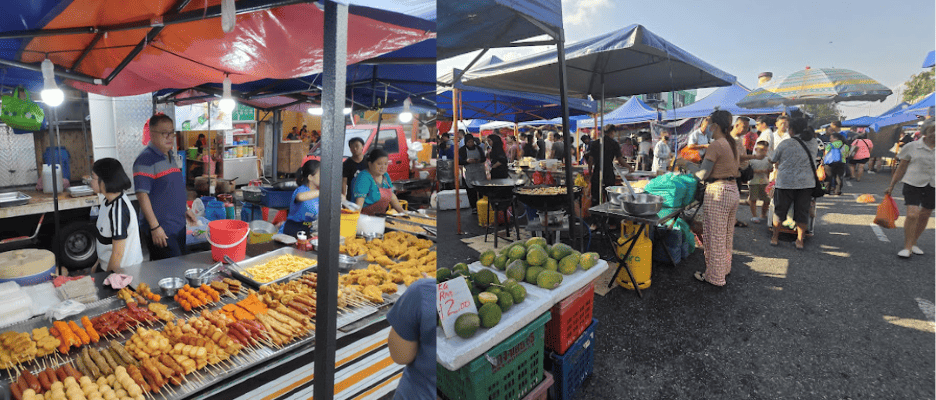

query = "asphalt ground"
436;168;935;400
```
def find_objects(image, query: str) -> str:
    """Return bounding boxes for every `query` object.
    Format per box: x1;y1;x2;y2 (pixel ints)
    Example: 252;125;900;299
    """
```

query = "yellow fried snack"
243;254;318;283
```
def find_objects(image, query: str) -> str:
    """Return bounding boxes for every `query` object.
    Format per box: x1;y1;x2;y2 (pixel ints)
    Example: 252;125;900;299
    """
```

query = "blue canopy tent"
869;92;934;131
663;82;786;120
437;77;597;123
438;0;578;241
577;97;658;128
924;51;935;68
438;0;562;60
520;115;592;131
462;24;736;99
461;24;736;207
462;119;492;133
840;116;879;128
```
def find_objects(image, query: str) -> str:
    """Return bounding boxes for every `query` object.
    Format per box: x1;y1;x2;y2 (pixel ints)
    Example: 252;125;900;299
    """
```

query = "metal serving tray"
0;191;30;207
230;247;318;288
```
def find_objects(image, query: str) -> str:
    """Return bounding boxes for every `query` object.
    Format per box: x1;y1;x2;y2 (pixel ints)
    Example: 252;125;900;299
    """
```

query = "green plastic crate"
438;312;551;400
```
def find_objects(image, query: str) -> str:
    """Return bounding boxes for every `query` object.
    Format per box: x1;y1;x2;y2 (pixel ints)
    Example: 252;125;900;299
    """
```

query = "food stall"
0;230;435;400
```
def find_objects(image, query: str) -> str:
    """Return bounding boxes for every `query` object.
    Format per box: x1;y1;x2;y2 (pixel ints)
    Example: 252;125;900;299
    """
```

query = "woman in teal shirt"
352;150;406;215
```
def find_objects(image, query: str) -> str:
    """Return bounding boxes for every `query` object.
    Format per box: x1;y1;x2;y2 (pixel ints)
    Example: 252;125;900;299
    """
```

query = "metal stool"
484;195;519;247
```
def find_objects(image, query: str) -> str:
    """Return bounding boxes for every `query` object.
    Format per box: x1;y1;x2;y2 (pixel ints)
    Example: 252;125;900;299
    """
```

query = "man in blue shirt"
134;114;196;260
386;278;435;400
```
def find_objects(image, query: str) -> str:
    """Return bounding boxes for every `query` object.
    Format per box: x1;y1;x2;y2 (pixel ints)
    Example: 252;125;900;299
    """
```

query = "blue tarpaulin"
578;97;659;128
664;82;786;120
438;0;562;60
924;51;935;68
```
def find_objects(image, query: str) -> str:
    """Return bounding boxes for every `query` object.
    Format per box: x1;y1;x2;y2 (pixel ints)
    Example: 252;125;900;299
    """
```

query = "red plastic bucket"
207;220;250;262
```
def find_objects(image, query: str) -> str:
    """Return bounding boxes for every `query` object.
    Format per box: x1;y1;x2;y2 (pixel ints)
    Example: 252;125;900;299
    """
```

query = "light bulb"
398;97;413;122
308;107;323;116
41;59;64;107
344;107;352;115
219;76;235;113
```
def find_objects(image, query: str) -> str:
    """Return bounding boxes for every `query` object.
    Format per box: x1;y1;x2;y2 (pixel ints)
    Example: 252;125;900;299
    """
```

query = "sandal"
694;271;720;286
795;240;804;250
735;220;748;228
770;237;779;246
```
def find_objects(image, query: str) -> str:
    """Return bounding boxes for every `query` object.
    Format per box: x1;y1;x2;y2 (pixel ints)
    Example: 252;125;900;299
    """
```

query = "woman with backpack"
848;133;874;182
822;132;849;196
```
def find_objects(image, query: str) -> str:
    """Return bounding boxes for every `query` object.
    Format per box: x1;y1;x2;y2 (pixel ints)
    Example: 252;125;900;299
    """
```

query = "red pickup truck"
304;124;410;181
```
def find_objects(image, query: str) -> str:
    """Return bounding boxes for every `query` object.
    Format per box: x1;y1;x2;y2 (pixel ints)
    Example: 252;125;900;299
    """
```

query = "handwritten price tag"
437;276;478;339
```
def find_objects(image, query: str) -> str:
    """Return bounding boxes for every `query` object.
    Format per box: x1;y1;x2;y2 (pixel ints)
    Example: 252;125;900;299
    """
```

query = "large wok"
513;185;582;212
470;178;525;199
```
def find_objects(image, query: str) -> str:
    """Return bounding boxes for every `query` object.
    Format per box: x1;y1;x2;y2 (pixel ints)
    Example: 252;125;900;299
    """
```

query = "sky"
438;0;936;120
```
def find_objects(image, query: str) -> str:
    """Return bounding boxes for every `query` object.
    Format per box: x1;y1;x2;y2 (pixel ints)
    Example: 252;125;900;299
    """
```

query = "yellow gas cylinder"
476;196;497;226
615;220;652;289
574;173;588;187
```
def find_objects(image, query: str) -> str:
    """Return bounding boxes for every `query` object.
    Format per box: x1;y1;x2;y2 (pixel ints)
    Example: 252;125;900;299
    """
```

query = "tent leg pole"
556;30;578;250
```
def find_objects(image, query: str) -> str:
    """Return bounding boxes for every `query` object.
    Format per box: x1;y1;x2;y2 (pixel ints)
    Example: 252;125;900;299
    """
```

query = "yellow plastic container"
615;220;652;289
340;210;360;238
476;196;499;227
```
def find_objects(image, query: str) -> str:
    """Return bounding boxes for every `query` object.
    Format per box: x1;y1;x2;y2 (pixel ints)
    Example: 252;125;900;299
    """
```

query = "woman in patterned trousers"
694;110;741;286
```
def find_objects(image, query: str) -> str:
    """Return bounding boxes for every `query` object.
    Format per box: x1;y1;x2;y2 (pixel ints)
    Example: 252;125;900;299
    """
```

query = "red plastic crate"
545;280;595;355
521;371;553;400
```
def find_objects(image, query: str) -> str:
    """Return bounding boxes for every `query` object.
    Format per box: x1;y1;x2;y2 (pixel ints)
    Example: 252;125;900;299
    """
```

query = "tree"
903;68;934;103
801;103;842;128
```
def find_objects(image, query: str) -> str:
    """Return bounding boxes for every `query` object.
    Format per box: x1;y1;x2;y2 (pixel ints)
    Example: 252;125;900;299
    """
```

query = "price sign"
437;276;477;339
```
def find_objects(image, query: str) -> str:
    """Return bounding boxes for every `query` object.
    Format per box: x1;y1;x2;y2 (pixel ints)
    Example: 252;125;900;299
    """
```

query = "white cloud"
563;0;612;26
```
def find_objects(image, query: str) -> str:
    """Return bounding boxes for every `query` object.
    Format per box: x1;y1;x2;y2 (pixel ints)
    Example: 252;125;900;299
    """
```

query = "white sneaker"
912;246;925;255
897;249;911;258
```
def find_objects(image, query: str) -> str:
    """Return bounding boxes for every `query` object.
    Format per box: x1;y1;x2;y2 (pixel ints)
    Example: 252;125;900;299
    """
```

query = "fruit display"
478;238;600;290
436;266;528;339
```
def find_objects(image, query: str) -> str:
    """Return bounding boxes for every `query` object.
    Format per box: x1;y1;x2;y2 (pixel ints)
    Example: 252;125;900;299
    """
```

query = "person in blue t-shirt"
386;278;436;400
279;160;321;236
352;150;406;215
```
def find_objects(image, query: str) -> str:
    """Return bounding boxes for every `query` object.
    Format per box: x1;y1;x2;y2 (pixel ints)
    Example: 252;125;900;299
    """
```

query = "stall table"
0;242;406;400
589;202;682;298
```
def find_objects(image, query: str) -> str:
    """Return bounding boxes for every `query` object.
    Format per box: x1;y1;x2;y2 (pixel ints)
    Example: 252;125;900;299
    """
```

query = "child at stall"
748;141;773;224
90;158;144;271
279;159;321;236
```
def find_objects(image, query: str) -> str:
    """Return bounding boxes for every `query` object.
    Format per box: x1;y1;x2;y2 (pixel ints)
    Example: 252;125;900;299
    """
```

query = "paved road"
436;168;934;399
578;170;935;399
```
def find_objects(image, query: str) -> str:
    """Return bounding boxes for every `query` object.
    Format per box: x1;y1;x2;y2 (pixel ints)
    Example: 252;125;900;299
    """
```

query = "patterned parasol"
737;67;893;108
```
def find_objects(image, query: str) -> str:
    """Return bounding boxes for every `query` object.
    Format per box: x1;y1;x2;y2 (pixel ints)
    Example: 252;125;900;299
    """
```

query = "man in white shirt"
686;117;711;158
758;115;792;159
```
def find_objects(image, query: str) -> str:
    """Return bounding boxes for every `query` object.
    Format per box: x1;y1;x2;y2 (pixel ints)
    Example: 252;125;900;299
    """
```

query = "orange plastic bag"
816;165;827;181
678;147;702;164
873;194;899;229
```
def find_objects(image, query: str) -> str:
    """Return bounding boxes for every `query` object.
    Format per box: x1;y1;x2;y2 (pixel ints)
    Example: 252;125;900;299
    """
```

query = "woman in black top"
522;134;537;158
487;135;509;179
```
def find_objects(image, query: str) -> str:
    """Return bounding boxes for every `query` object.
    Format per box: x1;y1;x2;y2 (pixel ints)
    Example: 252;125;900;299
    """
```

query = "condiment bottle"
296;231;308;250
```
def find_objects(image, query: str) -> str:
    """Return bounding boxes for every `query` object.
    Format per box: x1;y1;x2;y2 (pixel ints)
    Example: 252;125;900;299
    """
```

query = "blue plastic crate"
546;319;597;400
260;187;292;209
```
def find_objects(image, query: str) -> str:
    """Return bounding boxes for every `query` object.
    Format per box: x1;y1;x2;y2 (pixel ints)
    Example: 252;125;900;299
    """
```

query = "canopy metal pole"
598;76;605;205
313;1;347;399
453;86;462;234
556;30;578;250
49;107;62;269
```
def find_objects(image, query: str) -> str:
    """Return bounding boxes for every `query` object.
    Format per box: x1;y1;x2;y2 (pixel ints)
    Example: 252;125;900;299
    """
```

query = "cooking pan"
513;185;582;212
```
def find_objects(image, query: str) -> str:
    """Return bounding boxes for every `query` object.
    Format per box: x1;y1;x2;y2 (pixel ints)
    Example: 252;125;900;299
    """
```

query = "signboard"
437;276;478;339
174;100;232;131
232;103;255;122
